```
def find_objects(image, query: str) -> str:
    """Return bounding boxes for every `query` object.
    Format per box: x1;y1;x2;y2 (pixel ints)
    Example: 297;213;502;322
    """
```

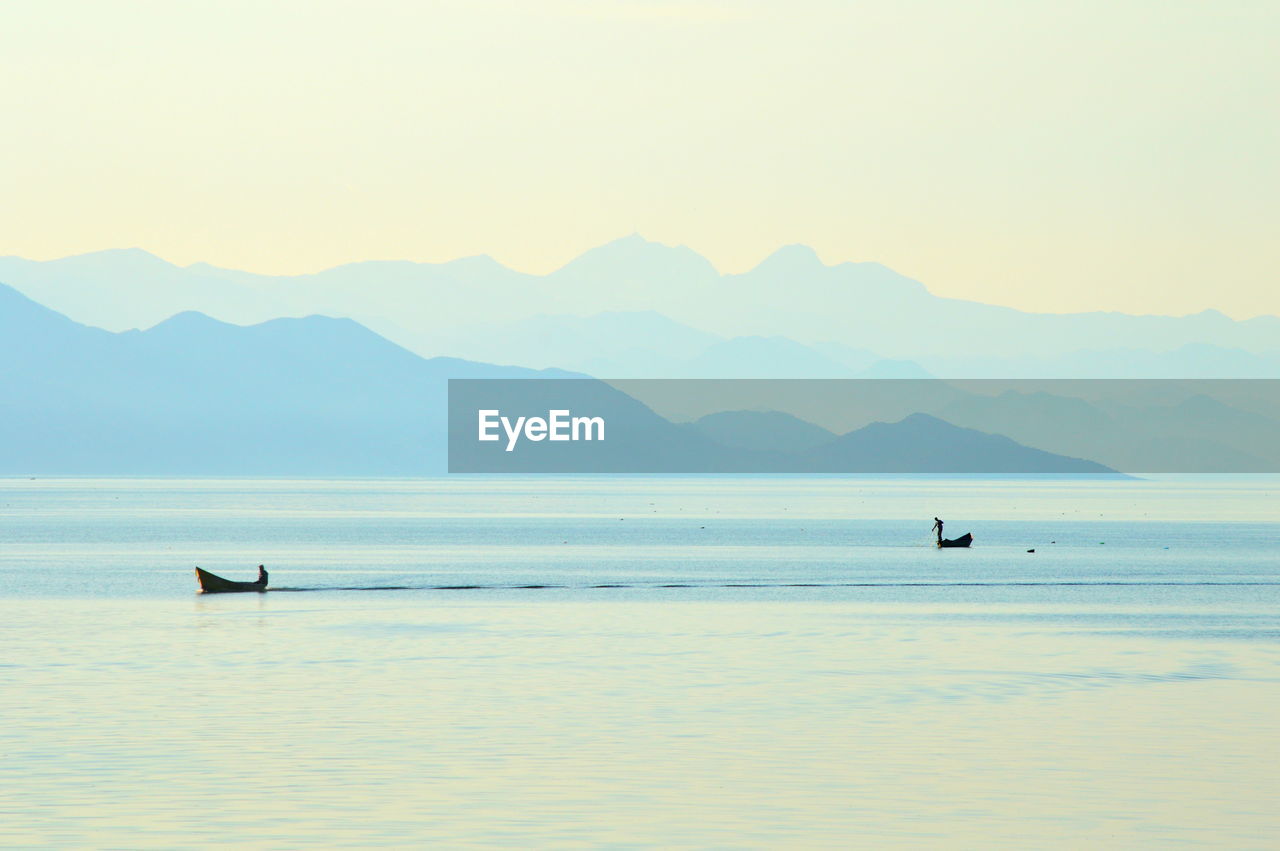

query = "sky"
1;0;1276;318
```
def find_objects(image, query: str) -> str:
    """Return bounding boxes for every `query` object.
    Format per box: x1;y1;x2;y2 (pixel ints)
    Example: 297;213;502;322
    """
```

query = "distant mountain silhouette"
679;336;856;378
605;371;1280;472
0;285;1130;474
933;388;1280;473
0;284;571;474
692;410;838;453
4;235;1278;366
854;358;934;379
918;342;1280;379
381;310;720;372
804;413;1116;474
381;312;933;378
2;281;1273;474
0;248;289;331
548;234;720;312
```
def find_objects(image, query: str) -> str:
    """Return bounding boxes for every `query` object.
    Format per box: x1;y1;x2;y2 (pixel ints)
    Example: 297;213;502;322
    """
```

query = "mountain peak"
58;247;176;270
146;310;235;333
897;412;951;428
441;254;516;276
553;234;719;280
750;244;826;274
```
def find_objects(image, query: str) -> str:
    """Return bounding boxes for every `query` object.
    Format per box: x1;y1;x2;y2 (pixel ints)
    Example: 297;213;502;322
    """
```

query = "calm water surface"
1;476;1278;847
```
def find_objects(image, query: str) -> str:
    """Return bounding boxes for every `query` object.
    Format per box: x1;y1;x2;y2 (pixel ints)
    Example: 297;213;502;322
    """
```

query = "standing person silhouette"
257;564;268;586
932;517;944;544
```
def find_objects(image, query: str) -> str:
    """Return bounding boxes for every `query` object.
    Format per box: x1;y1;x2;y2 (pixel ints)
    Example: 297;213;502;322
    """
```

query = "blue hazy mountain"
614;378;1280;473
3;282;1135;475
383;312;930;378
679;336;858;378
546;234;720;313
10;278;1269;474
853;358;935;379
3;235;1279;367
447;381;1121;474
692;410;839;453
385;310;721;373
676;337;931;379
0;248;291;331
920;343;1280;379
685;405;1125;474
804;413;1116;474
932;388;1280;472
0;283;571;475
683;408;1122;474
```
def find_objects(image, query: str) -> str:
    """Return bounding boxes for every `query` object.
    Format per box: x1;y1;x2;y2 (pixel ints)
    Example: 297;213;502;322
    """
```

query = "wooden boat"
937;532;973;549
195;567;268;593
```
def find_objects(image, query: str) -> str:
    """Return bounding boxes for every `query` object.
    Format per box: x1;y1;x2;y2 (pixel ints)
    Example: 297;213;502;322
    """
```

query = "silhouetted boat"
937;533;973;548
195;567;268;593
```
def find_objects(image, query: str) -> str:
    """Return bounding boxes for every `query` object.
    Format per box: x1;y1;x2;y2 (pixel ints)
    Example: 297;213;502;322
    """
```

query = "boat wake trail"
259;580;1280;594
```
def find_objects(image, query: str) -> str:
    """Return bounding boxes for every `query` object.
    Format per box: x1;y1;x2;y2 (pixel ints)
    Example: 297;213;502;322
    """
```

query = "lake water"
2;476;1278;847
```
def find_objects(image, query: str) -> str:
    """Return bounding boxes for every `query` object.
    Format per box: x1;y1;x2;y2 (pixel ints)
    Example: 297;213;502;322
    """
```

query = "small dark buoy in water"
1027;548;1035;553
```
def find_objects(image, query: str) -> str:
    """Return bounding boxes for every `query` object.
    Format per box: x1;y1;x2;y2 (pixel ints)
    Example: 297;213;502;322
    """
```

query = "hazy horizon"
3;1;1276;318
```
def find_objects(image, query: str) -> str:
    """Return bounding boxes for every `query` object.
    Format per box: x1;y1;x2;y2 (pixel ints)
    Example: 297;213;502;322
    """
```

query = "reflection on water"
0;477;1278;846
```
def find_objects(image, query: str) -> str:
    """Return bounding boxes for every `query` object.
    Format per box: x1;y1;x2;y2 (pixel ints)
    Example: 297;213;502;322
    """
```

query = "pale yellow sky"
1;0;1276;317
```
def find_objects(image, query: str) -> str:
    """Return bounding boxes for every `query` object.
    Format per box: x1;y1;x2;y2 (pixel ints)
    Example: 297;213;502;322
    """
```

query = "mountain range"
7;276;1275;475
3;236;1279;376
0;282;1129;475
447;381;1116;474
3;231;1279;474
615;378;1280;474
0;283;571;474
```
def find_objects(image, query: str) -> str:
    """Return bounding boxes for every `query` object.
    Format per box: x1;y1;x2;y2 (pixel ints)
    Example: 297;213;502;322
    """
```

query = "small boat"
195;566;268;593
937;533;973;549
